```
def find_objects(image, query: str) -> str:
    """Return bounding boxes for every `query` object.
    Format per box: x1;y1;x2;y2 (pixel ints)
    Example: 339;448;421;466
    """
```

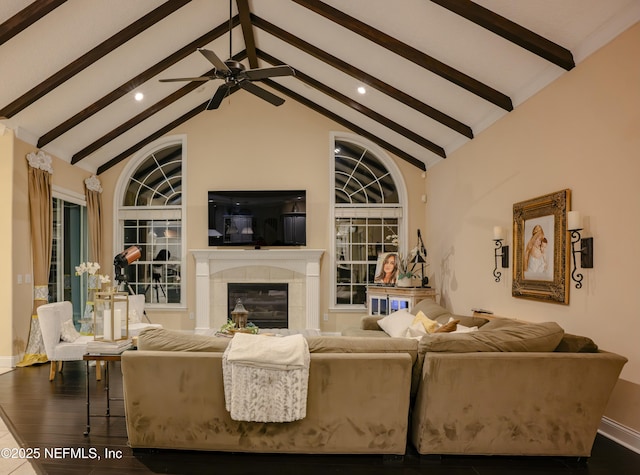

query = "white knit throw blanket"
222;333;310;423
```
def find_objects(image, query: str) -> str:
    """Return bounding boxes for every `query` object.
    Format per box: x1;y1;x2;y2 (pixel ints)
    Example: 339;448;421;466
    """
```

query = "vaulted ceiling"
1;0;638;174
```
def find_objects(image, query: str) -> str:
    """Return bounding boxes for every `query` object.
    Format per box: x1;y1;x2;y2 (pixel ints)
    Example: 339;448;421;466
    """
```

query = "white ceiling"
1;0;638;173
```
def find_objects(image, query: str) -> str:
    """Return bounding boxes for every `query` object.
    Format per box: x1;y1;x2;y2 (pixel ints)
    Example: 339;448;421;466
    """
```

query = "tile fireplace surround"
191;249;324;332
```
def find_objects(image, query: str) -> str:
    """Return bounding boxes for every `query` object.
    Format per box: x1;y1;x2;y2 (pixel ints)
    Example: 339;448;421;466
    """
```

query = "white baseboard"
599;417;640;454
0;353;24;369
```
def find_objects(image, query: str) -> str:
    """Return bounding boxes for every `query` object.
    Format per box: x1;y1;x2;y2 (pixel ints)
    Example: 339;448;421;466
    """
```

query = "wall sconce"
567;211;594;289
492;226;509;282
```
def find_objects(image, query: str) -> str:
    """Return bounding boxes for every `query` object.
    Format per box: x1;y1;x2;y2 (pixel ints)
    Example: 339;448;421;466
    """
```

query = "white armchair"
38;301;101;381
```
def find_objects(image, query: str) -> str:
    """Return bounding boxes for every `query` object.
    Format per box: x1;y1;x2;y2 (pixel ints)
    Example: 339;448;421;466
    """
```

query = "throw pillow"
377;309;416;338
129;309;142;324
453;323;478;333
554;333;599;353
435;319;460;333
60;319;80;342
405;321;428;339
413;311;439;333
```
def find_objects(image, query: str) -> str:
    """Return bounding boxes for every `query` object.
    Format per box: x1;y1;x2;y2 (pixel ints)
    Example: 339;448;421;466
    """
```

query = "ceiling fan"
159;1;294;110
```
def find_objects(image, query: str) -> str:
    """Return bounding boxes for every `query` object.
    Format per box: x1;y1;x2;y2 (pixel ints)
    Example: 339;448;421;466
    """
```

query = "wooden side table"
366;286;436;316
82;353;125;436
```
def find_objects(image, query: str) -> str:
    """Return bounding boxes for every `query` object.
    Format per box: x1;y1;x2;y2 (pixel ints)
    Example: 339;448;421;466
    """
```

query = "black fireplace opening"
227;283;288;328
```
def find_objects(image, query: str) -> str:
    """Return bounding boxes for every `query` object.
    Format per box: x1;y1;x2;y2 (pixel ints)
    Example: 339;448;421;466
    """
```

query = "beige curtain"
17;151;54;366
84;175;103;264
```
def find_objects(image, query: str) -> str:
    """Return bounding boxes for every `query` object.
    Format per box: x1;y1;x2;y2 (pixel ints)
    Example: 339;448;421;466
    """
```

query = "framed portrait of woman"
373;252;399;286
512;189;571;304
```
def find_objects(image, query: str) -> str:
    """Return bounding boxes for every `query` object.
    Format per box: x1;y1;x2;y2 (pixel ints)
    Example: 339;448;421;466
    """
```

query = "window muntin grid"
335;141;399;205
335;217;399;305
333;139;402;306
119;143;183;306
123;145;182;207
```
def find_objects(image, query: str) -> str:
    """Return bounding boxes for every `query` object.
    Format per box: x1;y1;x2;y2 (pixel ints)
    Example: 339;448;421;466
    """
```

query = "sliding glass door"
48;198;88;323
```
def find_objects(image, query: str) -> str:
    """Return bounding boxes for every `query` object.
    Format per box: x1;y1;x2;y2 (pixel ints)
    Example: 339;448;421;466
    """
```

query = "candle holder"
94;288;129;342
568;229;594;289
231;299;249;329
567;211;594;289
493;239;509;282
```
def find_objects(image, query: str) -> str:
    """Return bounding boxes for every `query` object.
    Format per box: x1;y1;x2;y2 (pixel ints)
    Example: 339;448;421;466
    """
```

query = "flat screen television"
208;190;306;247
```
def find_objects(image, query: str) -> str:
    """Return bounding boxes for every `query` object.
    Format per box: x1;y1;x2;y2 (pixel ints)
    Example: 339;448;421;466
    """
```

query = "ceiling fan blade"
198;48;230;73
206;83;240;110
243;65;295;81
238;81;285;106
159;76;213;83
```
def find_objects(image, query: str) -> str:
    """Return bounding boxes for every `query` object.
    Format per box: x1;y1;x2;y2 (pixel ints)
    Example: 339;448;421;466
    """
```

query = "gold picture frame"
512;189;571;304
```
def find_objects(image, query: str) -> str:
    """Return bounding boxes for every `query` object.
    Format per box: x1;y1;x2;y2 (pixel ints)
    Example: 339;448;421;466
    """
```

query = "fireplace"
228;283;288;328
191;249;324;332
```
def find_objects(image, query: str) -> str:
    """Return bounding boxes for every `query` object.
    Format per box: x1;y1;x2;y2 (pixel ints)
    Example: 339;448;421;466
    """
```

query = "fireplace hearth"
228;283;288;328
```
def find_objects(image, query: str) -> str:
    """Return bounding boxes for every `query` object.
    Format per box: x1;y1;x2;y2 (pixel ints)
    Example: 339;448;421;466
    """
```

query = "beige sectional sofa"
121;331;417;454
345;299;628;457
121;300;626;459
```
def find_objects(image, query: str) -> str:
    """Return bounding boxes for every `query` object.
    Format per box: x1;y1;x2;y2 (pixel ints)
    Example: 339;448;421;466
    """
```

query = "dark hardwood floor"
1;361;639;475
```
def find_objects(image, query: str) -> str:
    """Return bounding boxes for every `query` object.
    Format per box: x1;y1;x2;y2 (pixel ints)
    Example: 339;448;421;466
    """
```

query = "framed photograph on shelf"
512;189;571;304
373;252;399;286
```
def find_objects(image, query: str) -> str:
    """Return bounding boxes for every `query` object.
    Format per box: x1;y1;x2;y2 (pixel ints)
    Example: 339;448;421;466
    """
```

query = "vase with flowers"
75;262;111;335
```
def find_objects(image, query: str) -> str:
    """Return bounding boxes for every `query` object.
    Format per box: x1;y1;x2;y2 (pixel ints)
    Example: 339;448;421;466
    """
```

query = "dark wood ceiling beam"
236;0;258;68
37;16;239;148
73;51;247;164
292;0;512;111
0;0;68;46
252;14;472;139
430;0;574;71
0;0;191;119
71;81;202;164
263;79;426;171
258;50;445;158
97;100;208;175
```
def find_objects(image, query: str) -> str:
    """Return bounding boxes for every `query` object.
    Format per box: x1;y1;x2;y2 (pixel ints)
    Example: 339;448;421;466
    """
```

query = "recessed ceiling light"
357;86;366;94
134;92;144;101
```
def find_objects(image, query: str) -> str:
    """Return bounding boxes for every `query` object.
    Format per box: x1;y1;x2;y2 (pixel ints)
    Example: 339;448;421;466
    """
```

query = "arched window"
115;137;185;307
331;133;407;307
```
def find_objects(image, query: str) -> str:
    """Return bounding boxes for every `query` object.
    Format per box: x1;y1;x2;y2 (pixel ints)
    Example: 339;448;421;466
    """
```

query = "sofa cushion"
306;336;417;358
419;321;565;353
554;333;599;353
360;315;384;331
410;299;452;320
138;327;230;352
479;318;527;331
341;328;392;338
307;336;422;398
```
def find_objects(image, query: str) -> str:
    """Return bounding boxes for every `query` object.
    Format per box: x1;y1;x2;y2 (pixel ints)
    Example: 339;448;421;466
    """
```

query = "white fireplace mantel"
191;249;324;332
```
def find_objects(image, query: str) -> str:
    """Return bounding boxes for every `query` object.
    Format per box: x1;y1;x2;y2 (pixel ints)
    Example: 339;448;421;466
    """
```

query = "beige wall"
0;130;14;362
426;23;640;431
99;90;427;331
